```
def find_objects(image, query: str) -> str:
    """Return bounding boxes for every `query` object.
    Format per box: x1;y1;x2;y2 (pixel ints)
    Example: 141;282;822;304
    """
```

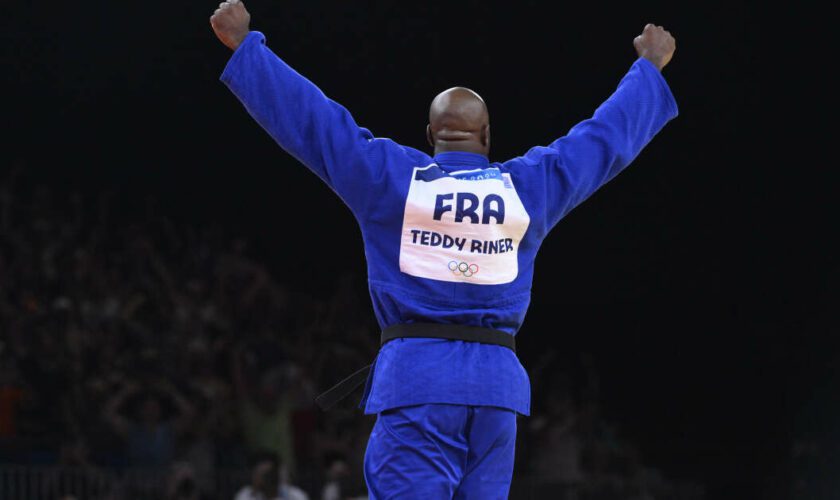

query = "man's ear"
426;124;434;148
481;124;491;150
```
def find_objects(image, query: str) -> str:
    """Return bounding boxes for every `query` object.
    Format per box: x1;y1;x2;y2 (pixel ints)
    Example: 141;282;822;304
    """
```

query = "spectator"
0;357;25;439
319;454;349;500
235;452;308;500
166;461;211;500
103;379;195;468
529;374;585;499
50;436;112;499
232;346;295;474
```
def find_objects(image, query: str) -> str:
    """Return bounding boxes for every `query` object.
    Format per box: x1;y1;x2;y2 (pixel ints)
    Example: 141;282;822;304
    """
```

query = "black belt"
314;323;515;410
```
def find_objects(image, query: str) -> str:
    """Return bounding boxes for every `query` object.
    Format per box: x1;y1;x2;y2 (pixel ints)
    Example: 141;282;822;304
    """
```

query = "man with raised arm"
210;2;677;498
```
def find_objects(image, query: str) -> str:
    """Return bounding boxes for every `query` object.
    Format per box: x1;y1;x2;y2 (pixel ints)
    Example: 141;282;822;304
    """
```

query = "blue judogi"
221;31;677;499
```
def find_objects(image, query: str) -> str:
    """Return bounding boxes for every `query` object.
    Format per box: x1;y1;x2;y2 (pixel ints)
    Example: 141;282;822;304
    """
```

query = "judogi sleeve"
512;57;678;235
220;31;386;217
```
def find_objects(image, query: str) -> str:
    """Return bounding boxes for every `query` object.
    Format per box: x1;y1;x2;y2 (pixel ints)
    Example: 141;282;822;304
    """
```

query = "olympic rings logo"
448;261;479;277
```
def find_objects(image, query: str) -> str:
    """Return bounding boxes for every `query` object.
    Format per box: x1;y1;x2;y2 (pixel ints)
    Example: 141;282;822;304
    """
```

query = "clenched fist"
210;0;251;51
634;24;676;71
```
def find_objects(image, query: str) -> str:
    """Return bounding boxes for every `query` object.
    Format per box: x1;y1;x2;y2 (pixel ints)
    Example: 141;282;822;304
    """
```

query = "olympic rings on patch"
448;261;479;278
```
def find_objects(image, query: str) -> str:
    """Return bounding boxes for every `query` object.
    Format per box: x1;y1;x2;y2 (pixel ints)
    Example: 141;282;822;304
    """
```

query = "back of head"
427;87;490;156
250;451;280;495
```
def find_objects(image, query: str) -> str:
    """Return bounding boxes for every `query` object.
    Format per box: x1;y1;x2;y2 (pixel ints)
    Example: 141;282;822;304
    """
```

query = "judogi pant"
364;404;516;499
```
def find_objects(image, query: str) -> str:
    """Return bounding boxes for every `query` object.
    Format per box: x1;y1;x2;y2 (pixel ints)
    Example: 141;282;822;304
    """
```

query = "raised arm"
210;1;380;213
103;381;138;438
513;24;678;233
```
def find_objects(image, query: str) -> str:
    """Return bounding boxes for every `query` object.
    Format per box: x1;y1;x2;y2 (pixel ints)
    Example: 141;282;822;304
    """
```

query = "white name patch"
399;165;530;285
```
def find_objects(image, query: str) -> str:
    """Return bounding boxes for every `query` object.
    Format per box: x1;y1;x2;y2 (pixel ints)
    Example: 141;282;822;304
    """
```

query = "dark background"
3;0;835;498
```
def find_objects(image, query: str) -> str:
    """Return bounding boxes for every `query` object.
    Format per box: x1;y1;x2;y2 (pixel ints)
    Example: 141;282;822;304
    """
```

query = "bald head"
427;87;490;156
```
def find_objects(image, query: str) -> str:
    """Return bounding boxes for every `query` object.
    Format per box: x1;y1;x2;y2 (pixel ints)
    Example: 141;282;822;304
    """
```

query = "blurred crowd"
0;165;701;499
